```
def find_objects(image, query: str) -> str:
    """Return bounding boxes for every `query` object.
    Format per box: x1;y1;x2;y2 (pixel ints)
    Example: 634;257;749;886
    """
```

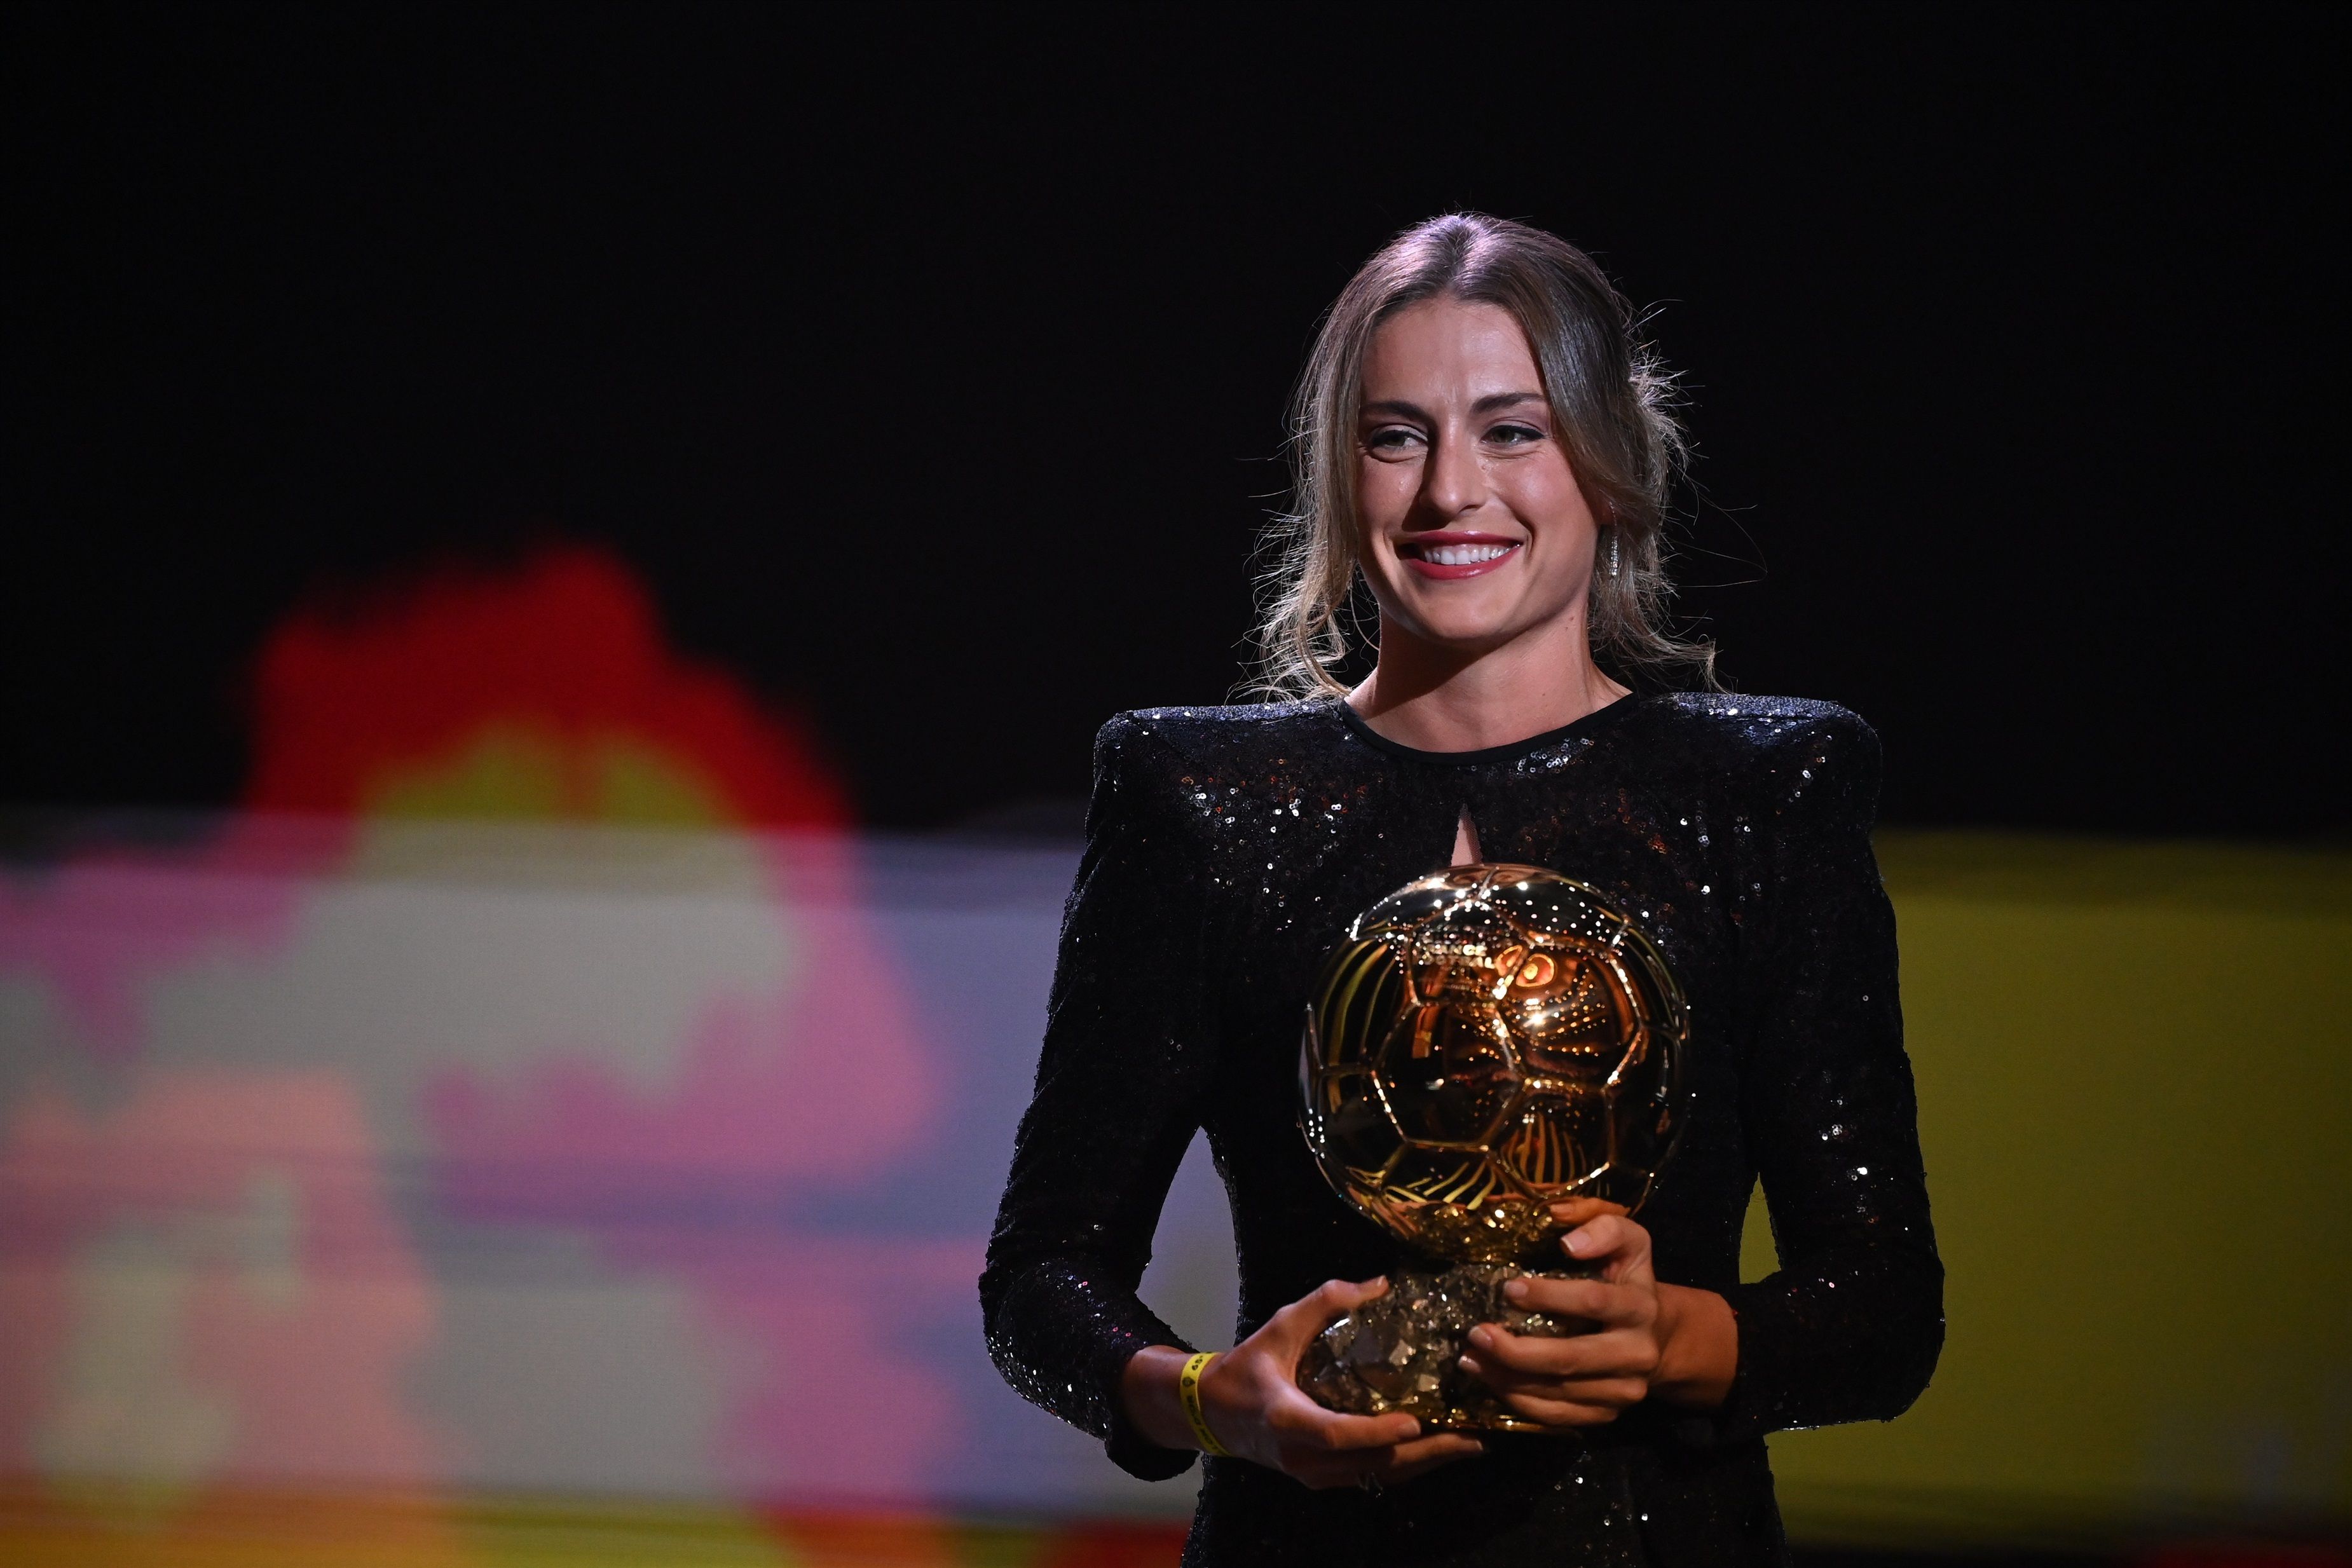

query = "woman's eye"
1487;423;1545;446
1365;427;1423;453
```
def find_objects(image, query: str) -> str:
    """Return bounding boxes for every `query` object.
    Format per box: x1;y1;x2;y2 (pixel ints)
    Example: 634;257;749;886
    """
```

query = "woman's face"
1354;297;1601;657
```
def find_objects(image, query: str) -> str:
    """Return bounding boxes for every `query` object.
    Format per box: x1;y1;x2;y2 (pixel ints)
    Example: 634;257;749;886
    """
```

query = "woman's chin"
1385;601;1555;658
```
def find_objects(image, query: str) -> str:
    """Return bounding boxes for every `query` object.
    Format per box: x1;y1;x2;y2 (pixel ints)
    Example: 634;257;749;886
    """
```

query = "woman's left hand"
1456;1198;1738;1428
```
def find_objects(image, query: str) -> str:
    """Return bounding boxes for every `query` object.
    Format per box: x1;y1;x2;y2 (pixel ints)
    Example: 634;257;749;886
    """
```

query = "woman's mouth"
1398;535;1523;580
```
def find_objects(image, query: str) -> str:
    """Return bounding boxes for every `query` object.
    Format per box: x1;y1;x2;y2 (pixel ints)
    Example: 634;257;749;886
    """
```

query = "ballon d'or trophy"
1296;864;1689;1432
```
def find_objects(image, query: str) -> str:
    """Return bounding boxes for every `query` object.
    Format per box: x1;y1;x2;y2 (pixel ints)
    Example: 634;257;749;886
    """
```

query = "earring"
1608;528;1622;578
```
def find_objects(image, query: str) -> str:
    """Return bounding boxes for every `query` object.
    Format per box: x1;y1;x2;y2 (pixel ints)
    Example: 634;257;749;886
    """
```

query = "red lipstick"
1397;531;1524;582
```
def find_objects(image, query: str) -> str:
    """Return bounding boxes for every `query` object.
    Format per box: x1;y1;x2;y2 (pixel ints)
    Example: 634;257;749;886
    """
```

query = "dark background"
6;5;2345;835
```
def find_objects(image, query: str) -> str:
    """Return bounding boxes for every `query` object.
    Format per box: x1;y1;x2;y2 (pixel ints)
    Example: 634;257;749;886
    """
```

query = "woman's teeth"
1421;543;1515;566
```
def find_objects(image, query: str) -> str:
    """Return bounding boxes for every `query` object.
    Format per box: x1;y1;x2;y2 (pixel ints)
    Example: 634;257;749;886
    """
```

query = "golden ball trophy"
1296;864;1690;1432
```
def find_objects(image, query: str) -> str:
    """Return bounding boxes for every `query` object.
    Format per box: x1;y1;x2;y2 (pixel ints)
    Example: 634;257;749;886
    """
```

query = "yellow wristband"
1178;1351;1233;1457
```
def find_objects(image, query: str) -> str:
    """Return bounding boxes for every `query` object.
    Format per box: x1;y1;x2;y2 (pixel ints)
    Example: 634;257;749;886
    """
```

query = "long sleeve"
1716;711;1945;1441
980;714;1222;1480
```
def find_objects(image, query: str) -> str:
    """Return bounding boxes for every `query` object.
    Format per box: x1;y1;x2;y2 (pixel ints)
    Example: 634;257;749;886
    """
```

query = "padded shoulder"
1096;700;1340;775
1643;693;1882;824
1083;701;1339;851
1654;692;1872;749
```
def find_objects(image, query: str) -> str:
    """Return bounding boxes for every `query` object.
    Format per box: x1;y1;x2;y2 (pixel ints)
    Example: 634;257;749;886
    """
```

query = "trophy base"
1296;1262;1597;1434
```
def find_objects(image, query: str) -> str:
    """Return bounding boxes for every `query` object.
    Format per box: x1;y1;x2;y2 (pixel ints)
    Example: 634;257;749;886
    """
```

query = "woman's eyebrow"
1360;392;1547;420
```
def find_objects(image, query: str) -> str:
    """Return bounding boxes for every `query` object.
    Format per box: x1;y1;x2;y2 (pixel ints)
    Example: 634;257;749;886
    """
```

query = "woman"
980;214;1941;1565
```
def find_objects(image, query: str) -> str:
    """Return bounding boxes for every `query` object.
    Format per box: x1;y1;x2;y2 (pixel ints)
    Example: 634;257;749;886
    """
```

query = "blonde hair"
1248;213;1715;697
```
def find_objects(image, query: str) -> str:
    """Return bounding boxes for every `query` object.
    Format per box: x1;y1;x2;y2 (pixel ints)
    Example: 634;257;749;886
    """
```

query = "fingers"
1547;1196;1629;1227
1265;1380;1421;1453
1373;1438;1477;1476
1217;1282;1421;1478
1501;1273;1647;1328
1465;1322;1658;1377
1306;1275;1390;1318
1494;1388;1639;1428
1252;1276;1393;1376
1269;1276;1390;1345
1559;1213;1651;1278
1461;1351;1652;1407
1460;1319;1652;1432
1374;1433;1485;1483
1259;1372;1454;1489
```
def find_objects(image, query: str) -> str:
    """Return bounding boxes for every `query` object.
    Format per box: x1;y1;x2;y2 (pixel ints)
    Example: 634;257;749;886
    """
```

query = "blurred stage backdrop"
1;548;2344;1565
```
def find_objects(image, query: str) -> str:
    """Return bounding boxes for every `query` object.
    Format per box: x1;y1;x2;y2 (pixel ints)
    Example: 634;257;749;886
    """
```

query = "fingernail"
1565;1230;1596;1258
1457;1354;1475;1372
1503;1278;1529;1302
1467;1325;1492;1348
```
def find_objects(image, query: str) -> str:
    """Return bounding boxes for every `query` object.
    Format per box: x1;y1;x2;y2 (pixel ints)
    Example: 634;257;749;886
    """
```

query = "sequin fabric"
980;694;1943;1567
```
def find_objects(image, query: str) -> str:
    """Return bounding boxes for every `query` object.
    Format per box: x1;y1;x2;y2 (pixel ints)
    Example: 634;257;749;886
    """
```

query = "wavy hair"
1248;213;1715;697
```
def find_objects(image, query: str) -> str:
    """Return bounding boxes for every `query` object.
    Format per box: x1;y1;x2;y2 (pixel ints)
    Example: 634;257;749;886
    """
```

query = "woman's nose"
1419;430;1489;518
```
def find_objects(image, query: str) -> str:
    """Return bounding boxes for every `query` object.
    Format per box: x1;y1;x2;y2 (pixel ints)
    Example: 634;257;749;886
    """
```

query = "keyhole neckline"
1450;808;1484;868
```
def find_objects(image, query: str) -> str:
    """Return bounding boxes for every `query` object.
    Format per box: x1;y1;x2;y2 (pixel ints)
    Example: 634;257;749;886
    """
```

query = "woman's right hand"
1124;1278;1485;1490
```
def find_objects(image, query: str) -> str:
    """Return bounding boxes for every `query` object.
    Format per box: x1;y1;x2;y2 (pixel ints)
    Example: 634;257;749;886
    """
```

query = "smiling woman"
981;215;1942;1567
1254;213;1713;709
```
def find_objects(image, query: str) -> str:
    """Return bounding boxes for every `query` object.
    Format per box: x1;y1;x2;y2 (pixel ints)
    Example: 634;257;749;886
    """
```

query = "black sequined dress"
981;695;1942;1566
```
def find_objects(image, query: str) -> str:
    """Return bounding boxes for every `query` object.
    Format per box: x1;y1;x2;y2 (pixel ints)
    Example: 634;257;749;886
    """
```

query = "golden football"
1297;864;1689;1265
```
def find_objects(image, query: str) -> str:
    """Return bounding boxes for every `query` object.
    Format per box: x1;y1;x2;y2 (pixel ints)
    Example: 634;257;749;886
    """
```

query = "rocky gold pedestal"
1296;1263;1598;1433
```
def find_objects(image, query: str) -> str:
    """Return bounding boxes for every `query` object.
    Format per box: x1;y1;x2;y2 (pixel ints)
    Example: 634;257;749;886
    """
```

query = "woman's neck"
1346;610;1627;754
